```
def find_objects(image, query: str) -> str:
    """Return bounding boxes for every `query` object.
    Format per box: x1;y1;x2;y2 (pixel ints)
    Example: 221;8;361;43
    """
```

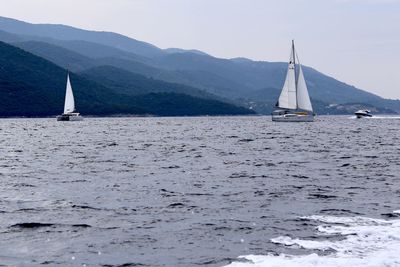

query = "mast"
292;40;299;109
292;40;296;68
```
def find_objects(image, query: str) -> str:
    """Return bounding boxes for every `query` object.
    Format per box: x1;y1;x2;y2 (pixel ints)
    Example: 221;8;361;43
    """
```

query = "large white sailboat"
272;41;314;122
57;73;83;121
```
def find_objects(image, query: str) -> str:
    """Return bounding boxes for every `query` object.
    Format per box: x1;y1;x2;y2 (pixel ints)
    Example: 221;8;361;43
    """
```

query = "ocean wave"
225;213;400;267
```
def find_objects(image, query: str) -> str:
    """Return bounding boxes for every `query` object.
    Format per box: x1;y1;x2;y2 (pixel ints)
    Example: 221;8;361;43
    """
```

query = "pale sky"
1;0;400;99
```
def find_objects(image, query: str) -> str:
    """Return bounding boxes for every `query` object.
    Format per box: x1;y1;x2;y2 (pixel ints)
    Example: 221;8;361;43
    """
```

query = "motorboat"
355;109;372;118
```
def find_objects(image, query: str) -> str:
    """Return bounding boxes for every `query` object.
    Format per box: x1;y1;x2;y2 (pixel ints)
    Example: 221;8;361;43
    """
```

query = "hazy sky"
1;0;400;98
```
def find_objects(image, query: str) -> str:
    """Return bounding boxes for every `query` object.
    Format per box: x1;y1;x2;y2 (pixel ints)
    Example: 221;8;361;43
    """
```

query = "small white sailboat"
57;73;83;121
272;40;314;122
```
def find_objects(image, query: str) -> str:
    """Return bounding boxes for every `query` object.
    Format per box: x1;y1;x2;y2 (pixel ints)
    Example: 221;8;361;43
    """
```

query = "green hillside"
0;41;253;117
80;65;216;98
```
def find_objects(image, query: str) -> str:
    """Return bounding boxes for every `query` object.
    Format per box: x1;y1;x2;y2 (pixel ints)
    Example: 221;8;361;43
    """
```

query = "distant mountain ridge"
0;16;398;115
0;17;163;57
0;41;253;117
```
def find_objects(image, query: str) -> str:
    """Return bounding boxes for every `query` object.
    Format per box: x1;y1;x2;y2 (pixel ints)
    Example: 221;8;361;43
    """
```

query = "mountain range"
0;16;398;116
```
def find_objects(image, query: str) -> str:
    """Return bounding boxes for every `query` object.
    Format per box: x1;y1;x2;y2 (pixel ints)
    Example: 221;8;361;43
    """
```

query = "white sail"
296;64;313;111
278;43;297;109
63;74;75;114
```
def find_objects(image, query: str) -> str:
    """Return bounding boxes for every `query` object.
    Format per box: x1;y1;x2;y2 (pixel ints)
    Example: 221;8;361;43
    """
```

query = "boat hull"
56;114;83;121
272;110;314;122
355;114;372;119
355;112;372;119
272;114;314;122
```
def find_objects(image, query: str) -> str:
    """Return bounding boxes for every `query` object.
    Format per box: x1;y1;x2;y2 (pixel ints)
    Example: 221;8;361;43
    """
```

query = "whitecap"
225;214;400;267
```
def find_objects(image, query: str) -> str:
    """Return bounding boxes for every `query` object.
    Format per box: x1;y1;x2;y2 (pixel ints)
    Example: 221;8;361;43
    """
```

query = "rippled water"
1;116;400;267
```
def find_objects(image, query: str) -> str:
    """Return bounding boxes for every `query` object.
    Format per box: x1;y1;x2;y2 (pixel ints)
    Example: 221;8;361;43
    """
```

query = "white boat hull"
355;110;372;118
272;114;314;122
355;114;372;119
56;113;83;121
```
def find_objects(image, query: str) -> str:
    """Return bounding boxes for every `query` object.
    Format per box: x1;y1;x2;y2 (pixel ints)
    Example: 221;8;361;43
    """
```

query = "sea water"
0;116;399;266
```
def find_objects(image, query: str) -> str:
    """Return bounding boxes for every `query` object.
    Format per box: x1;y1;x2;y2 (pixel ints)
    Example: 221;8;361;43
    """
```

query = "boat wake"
350;116;400;119
226;213;400;267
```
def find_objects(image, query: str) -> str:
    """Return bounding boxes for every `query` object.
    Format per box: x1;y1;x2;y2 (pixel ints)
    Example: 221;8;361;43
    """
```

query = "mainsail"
63;74;75;114
277;41;313;112
278;42;297;109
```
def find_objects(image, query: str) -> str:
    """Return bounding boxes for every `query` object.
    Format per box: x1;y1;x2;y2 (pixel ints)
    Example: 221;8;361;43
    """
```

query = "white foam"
349;116;400;120
369;116;400;119
225;214;400;267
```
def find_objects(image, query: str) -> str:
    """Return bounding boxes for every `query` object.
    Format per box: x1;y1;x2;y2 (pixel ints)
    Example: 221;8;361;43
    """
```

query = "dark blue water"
1;116;400;267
